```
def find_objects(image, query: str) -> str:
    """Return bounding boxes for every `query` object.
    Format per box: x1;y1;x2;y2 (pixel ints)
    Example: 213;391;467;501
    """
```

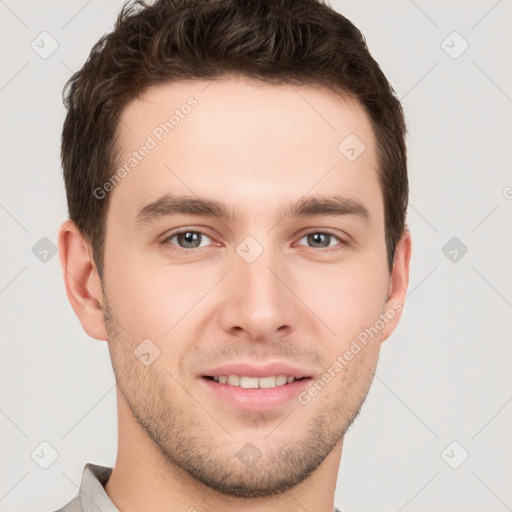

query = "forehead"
110;76;381;224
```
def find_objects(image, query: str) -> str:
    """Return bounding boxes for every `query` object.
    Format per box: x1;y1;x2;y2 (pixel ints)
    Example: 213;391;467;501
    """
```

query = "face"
98;76;406;497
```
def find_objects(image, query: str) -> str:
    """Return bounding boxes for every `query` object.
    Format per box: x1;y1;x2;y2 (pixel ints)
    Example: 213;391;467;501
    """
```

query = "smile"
207;375;298;388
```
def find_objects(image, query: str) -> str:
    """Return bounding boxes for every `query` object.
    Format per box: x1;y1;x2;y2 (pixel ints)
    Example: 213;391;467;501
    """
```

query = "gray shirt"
54;463;344;512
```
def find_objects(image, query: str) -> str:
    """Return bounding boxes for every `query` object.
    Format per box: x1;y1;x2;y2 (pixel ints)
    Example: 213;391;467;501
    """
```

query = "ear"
58;220;108;341
380;227;412;343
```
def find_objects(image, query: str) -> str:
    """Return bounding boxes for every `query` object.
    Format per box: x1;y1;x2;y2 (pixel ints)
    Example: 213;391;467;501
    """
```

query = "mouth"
200;365;313;411
203;374;307;389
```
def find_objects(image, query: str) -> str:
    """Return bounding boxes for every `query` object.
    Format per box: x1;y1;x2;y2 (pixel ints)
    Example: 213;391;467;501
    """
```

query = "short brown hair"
62;0;407;275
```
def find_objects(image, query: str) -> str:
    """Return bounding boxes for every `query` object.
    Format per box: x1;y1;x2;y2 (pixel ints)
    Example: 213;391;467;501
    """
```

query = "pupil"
181;231;199;247
310;233;328;247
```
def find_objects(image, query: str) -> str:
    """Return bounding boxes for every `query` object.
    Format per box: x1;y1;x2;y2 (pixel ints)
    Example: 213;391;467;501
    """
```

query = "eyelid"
162;227;216;246
294;229;348;249
161;227;349;251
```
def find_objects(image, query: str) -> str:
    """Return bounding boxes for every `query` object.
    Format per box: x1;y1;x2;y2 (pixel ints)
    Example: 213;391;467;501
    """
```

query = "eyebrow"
135;193;370;225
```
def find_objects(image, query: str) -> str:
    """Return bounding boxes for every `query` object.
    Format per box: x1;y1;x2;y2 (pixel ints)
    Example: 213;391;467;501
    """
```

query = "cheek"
103;227;388;346
298;261;388;339
102;250;165;339
104;252;215;342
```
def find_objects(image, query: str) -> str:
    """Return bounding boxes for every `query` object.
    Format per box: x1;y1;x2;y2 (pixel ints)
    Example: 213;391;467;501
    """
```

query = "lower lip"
200;377;312;411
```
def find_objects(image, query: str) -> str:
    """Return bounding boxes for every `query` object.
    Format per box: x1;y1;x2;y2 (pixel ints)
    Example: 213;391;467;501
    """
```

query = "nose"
218;245;301;343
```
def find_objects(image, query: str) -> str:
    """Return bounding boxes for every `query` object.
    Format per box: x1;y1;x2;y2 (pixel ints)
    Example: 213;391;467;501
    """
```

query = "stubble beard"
102;296;375;498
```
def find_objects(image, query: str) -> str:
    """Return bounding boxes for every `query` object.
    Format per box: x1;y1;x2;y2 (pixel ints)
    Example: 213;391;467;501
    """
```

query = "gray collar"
56;463;118;512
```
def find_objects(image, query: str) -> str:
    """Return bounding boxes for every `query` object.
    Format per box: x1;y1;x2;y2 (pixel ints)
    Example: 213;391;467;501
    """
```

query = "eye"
162;229;346;253
296;231;345;250
165;230;213;250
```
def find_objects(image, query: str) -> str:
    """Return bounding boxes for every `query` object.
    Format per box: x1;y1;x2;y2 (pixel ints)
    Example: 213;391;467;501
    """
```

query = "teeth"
258;376;276;388
240;376;259;388
211;374;296;388
276;375;287;386
227;375;240;386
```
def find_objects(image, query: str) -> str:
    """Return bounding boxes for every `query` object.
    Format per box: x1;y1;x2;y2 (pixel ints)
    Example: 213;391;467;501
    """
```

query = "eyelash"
162;228;347;253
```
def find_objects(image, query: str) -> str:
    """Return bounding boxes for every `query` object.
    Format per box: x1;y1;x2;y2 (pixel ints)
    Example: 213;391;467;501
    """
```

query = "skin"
59;75;411;512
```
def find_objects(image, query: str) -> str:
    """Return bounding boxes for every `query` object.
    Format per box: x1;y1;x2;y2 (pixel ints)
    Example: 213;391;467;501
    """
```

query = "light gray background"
1;1;511;511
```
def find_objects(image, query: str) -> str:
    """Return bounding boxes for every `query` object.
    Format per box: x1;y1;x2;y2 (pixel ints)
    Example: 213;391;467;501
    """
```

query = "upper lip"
201;361;311;379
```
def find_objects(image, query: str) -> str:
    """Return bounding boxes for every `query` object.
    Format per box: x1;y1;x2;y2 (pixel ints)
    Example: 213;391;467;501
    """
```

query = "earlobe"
380;228;412;343
58;220;108;341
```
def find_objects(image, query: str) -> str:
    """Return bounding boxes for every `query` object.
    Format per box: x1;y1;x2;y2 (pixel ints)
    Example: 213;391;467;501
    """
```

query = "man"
56;0;411;510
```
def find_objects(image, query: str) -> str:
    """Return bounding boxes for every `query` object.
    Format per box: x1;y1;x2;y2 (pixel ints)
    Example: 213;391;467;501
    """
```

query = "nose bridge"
220;238;296;340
